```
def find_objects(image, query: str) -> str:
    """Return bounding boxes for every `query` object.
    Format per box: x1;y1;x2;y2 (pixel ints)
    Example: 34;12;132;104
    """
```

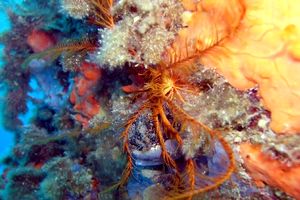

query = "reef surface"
0;0;299;200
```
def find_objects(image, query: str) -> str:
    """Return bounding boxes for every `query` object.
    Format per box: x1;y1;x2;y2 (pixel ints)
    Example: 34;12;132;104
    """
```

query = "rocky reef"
0;0;299;199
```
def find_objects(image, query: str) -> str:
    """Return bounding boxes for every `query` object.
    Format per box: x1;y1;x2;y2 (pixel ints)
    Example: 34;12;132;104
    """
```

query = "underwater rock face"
95;0;183;68
0;0;299;199
3;167;45;199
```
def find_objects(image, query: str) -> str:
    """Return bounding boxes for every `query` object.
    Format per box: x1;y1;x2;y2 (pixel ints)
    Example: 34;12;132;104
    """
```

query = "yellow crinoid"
119;54;235;199
89;0;114;28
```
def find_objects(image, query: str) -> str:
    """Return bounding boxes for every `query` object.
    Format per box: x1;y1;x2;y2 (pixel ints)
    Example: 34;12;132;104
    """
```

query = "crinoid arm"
158;104;183;146
118;104;149;186
88;0;114;28
22;37;97;68
165;132;235;200
162;98;235;200
152;108;178;170
117;56;235;199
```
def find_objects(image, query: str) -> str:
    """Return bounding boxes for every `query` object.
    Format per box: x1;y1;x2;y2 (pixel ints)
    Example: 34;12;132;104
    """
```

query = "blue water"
18;78;41;126
0;0;24;171
0;0;57;172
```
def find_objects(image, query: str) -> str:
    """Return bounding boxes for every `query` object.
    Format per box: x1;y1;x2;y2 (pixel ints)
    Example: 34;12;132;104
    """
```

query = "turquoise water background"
0;0;23;171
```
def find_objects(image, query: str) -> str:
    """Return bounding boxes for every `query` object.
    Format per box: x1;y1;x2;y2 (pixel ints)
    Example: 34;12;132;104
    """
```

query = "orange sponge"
240;143;300;199
176;0;300;134
27;29;55;52
70;62;102;127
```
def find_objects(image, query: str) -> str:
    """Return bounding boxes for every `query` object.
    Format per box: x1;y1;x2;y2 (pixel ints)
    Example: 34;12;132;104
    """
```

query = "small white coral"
141;27;175;64
61;0;91;19
96;22;132;69
132;0;154;12
94;0;184;69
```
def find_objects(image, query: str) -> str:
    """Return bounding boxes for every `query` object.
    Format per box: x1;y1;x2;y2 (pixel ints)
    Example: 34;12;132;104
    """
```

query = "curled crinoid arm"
158;103;183;145
88;0;114;28
162;98;235;199
119;104;149;186
174;134;234;199
185;159;195;191
119;140;133;186
152;107;178;170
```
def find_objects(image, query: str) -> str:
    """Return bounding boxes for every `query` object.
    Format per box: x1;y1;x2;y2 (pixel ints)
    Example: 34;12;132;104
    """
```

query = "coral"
95;0;183;68
113;54;285;199
182;67;252;129
60;0;91;19
2;167;45;200
27;142;65;167
141;27;175;64
3;0;300;199
0;11;33;130
240;142;300;199
86;129;126;186
1;0;90;130
96;22;132;68
13;0;90;35
11;126;65;167
3;88;29;129
39;157;93;199
174;0;300;134
60;53;84;72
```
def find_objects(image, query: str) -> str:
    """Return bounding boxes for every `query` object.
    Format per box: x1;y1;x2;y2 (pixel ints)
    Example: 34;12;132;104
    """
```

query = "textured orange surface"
177;0;300;134
240;143;300;199
70;62;102;127
27;29;55;53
